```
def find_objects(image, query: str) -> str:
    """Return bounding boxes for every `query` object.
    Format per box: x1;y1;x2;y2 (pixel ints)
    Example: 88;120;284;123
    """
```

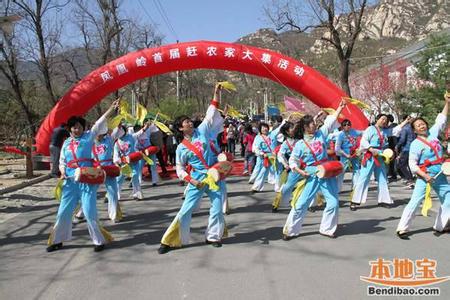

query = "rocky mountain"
361;0;449;40
237;0;449;71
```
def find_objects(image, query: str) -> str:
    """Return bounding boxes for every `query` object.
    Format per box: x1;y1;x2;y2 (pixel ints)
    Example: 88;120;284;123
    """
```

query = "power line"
136;0;160;32
152;0;179;42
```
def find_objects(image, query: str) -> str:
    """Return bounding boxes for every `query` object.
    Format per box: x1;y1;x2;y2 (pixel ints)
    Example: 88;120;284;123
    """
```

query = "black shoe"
397;231;409;240
282;234;296;241
94;244;105;252
152;183;158;187
158;244;172;254
307;207;316;213
46;243;63;252
103;198;108;203
205;240;222;247
272;206;278;213
433;230;444;237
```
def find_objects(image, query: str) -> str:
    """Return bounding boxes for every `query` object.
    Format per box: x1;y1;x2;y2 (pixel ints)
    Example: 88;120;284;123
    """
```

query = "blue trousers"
49;179;109;245
351;157;392;205
337;156;361;193
397;174;450;232
117;161;141;197
161;177;225;247
284;174;339;236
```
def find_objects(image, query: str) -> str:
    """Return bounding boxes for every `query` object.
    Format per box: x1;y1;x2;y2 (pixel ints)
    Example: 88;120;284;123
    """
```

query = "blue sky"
127;0;269;44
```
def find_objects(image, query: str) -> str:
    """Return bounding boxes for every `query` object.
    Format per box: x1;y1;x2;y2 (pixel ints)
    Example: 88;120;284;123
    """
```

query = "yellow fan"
119;100;130;114
155;120;173;134
322;108;345;119
343;97;370;110
108;115;124;129
227;105;245;118
136;103;148;125
217;81;237;92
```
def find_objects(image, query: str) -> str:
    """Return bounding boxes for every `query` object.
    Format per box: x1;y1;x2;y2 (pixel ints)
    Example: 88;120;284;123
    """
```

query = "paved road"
0;174;449;300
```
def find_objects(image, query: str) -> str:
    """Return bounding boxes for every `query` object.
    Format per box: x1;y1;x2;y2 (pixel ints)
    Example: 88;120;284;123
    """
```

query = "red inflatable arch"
35;40;368;155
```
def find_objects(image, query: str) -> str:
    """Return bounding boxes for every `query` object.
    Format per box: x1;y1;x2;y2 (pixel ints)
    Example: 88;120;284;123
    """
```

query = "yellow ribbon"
99;225;114;242
53;178;63;202
290;179;307;208
421;182;432;217
201;173;219;191
141;153;154;165
280;170;288;185
121;164;132;177
268;155;277;172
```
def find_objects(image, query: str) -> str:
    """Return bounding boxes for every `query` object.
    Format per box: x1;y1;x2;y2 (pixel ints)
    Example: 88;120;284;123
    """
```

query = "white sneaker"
132;191;143;200
242;170;248;175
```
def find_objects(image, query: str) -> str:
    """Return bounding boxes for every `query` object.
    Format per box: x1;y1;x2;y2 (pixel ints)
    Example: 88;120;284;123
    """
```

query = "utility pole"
264;88;268;122
176;40;180;103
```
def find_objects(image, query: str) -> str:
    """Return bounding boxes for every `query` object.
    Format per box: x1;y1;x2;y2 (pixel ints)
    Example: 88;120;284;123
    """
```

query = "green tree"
397;33;449;123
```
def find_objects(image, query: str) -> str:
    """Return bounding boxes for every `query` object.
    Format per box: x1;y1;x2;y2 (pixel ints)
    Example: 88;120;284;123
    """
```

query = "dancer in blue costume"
92;127;122;222
272;120;301;212
251;120;284;192
396;94;450;239
158;85;226;254
349;115;409;210
47;100;119;252
335;119;363;193
114;122;150;200
282;99;347;240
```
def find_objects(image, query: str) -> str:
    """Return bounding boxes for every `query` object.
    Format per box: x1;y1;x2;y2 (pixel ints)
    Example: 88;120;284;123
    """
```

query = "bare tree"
0;28;36;134
265;0;369;96
12;0;68;104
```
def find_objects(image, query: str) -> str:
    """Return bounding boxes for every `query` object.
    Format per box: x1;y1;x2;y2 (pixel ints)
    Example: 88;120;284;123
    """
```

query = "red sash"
302;139;327;166
361;127;384;168
67;138;93;169
92;144;113;167
374;126;384;148
287;139;296;152
416;137;444;172
261;135;272;153
182;139;210;169
115;140;129;163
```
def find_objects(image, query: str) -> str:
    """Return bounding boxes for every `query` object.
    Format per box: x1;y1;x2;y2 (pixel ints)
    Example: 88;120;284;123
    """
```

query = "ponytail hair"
295;115;314;140
280;121;294;138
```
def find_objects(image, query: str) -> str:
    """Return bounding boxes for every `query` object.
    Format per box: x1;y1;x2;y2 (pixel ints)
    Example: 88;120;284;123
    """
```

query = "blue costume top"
114;134;138;164
409;113;447;177
289;115;337;172
252;134;273;157
277;137;298;167
176;105;224;181
359;125;390;152
93;135;115;167
59;117;106;177
135;128;151;151
335;129;363;156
